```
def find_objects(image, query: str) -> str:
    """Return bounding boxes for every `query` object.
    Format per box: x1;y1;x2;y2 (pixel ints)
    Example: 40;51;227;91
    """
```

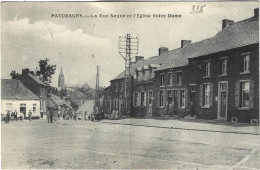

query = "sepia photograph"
1;1;259;169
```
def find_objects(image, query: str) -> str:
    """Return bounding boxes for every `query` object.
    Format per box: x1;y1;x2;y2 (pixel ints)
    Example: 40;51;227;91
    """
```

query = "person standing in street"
28;110;32;121
20;112;23;121
14;110;18;121
5;111;10;124
49;109;54;123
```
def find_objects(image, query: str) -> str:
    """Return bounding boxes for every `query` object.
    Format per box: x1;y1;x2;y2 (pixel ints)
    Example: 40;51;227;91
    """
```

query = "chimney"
222;19;234;29
181;40;191;48
254;8;259;18
135;56;144;62
158;47;168;55
22;68;30;75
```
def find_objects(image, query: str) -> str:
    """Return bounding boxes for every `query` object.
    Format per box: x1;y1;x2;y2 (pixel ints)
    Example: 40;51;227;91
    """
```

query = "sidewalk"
100;118;260;135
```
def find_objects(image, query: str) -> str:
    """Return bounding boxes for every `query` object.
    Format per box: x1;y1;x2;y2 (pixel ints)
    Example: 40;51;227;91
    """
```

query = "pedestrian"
49;109;54;123
85;111;88;121
14;110;18;121
11;111;14;121
78;113;81;120
190;101;195;117
28;110;32;121
6;111;10;124
20;112;23;121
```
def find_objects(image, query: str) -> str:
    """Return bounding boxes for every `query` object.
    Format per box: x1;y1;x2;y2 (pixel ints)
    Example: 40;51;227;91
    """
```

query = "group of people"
1;110;33;123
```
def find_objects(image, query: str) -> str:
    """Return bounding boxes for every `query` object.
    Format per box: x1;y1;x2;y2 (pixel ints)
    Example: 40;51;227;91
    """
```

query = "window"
243;55;250;72
221;59;227;75
114;98;117;109
141;92;145;106
33;104;36;113
180;90;185;108
177;72;182;85
115;83;118;92
205;61;210;77
241;81;250;108
160;74;164;86
120;82;123;92
168;90;173;105
203;84;210;107
235;81;254;109
220;83;227;91
20;103;26;107
159;90;164;107
6;103;12;112
148;91;153;105
133;93;138;106
190;85;195;92
168;73;173;85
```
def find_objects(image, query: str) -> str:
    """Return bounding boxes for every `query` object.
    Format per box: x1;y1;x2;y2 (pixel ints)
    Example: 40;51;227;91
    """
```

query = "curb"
99;121;260;136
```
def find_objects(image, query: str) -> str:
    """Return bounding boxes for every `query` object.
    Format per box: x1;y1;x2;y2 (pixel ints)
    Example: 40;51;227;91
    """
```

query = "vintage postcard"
1;1;259;169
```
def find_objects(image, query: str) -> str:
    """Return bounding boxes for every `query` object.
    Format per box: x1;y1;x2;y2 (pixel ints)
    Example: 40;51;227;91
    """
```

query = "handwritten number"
190;5;206;14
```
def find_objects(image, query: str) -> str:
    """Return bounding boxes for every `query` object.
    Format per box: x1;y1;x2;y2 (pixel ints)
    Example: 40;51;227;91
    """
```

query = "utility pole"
119;34;139;117
95;65;100;114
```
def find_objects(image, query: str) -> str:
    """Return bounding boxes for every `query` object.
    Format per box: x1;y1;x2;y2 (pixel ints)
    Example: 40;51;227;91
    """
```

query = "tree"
35;58;56;84
10;70;20;79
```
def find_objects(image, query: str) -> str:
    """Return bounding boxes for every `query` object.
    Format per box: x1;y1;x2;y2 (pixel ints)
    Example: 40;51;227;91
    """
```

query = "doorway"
218;82;228;120
20;103;26;118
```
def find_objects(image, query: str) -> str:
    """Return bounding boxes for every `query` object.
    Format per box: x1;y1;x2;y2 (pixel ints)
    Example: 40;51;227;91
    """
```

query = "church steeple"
58;67;65;89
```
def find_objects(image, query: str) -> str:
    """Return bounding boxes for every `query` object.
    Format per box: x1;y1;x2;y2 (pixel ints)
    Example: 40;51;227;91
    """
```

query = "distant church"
58;67;65;89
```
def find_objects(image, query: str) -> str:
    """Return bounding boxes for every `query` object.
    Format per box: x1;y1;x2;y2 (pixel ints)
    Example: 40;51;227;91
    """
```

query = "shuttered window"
200;83;213;108
235;80;254;109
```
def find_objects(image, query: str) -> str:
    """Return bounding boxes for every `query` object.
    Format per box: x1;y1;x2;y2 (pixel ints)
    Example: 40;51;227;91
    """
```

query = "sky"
1;2;258;88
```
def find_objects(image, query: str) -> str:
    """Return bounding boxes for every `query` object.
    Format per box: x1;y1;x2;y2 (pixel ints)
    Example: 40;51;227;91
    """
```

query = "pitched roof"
28;73;46;86
112;16;258;80
46;95;68;109
185;17;259;59
52;95;68;106
1;79;40;100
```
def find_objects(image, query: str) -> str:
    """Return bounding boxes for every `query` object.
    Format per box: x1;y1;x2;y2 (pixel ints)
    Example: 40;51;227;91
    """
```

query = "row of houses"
103;8;259;123
1;68;70;119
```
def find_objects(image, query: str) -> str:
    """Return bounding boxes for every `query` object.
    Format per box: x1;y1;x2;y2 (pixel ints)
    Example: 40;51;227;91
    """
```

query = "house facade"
17;68;48;118
106;8;259;123
1;79;41;118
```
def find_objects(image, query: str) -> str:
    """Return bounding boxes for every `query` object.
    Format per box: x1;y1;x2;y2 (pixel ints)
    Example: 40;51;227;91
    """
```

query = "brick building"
107;8;259;123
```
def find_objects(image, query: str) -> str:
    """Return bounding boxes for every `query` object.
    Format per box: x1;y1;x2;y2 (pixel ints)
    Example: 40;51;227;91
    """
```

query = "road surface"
1;119;259;169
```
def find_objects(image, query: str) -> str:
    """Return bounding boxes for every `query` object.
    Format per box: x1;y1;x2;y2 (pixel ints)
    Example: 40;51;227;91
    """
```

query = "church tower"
58;67;65;89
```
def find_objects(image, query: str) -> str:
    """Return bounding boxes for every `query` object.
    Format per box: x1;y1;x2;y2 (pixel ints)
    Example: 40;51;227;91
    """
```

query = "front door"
218;82;228;119
220;92;227;118
20;103;26;118
147;91;153;116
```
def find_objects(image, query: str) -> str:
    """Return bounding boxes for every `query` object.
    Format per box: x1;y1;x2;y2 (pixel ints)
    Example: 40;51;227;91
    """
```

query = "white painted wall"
1;99;41;117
